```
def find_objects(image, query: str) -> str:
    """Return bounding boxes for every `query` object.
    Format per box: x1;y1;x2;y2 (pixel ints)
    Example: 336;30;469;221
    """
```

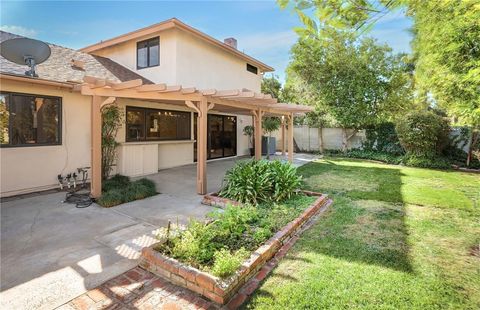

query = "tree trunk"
342;128;348;152
318;127;324;153
466;129;479;167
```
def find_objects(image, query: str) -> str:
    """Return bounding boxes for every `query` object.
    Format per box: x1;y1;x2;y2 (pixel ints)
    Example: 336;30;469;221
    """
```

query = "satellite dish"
0;38;51;77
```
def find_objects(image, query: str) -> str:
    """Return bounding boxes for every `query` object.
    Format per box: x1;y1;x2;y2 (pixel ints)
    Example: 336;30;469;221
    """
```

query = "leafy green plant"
219;160;302;204
102;174;130;192
269;160;303;201
243;125;255;148
396;111;450;157
211;248;249;278
155;196;315;277
101;105;124;180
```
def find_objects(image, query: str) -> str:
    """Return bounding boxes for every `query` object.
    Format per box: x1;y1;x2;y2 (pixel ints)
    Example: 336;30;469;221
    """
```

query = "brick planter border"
140;191;331;306
201;189;323;208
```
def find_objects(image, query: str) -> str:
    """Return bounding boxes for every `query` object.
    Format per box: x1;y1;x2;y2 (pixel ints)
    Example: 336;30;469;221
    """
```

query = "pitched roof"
0;31;153;85
80;18;274;72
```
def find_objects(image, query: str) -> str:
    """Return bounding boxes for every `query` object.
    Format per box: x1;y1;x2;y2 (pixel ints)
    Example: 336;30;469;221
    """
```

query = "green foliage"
364;122;404;155
261;75;282;99
96;189;124;208
288;29;413;131
102;174;130;192
211;248;249;278
402;154;451;170
101;105;124;180
326;149;404;165
155;195;315;278
219;160;302;204
98;175;157;207
262;117;281;135
409;1;480;129
395;111;450;157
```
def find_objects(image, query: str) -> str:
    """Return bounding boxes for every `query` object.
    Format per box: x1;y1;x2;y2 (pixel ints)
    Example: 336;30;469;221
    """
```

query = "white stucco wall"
114;99;252;176
92;28;178;85
0;80;91;197
91;28;262;91
175;30;262;91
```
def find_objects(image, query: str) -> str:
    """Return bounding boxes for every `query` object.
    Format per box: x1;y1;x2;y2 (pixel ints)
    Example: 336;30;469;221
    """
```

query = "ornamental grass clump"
98;175;157;207
219;160;302;204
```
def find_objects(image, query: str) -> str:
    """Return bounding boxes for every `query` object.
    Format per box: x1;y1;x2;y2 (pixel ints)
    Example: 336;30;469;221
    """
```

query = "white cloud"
0;25;38;38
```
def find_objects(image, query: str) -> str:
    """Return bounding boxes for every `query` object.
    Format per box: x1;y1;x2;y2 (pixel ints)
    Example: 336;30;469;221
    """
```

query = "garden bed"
140;192;331;305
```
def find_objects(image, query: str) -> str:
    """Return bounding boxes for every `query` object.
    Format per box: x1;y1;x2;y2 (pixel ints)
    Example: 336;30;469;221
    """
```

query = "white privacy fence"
272;126;366;152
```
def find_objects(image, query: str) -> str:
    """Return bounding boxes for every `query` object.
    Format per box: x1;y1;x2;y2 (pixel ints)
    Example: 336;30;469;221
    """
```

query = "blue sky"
1;1;412;83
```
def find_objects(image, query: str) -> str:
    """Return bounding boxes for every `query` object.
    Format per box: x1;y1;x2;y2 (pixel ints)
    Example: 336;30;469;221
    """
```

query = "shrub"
364;122;404;155
395;111;450;157
97;189;124;208
102;174;130;192
156;195;315;277
98;175;157;207
269;160;303;202
219;160;302;204
402;154;452;170
211;248;249;278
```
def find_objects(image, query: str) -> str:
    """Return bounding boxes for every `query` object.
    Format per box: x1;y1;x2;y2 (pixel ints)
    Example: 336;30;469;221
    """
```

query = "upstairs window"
246;63;258;75
0;92;61;147
137;37;159;69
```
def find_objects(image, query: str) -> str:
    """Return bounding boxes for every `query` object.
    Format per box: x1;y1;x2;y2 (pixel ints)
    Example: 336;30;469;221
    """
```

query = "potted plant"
243;125;255;156
262;117;281;159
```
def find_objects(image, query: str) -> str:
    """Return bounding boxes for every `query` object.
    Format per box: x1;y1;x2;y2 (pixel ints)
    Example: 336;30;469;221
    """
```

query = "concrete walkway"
0;153;320;310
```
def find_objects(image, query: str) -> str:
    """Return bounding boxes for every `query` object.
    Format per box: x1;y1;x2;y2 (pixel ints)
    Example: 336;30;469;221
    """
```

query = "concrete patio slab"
0;153;320;310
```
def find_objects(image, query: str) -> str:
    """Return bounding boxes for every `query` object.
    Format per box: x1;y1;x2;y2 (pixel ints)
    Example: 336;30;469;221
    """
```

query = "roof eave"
79;18;274;73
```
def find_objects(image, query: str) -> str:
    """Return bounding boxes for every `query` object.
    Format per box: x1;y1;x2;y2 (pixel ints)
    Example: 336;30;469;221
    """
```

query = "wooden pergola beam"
200;89;216;96
287;113;294;163
136;83;167;92
159;85;182;93
112;79;143;90
181;87;196;94
212;90;239;97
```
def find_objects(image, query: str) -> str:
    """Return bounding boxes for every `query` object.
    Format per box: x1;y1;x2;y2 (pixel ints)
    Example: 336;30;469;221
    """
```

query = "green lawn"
246;158;480;309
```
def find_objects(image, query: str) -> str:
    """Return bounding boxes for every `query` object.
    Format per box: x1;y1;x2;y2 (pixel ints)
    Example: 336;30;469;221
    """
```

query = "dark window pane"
4;93;61;146
36;98;60;144
146;110;161;140
149;41;159;66
137;43;148;69
0;94;9;144
246;63;258;74
176;112;190;139
126;108;145;141
137;37;159;68
11;95;35;145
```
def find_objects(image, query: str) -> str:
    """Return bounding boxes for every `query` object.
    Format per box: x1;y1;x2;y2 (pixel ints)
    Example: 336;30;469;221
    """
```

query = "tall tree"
261;74;282;99
408;0;480;165
288;29;412;150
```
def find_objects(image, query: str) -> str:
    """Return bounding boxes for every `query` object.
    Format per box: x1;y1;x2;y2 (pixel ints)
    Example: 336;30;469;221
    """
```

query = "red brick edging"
140;192;331;307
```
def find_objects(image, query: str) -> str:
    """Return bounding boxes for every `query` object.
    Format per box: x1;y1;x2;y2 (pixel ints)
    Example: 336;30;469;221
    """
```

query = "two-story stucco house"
0;18;311;197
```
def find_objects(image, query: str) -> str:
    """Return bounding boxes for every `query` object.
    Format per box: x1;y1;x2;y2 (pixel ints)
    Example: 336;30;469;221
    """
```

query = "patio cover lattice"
75;76;314;198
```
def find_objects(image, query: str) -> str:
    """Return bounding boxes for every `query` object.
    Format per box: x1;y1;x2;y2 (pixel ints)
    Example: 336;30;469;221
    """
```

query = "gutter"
0;73;75;89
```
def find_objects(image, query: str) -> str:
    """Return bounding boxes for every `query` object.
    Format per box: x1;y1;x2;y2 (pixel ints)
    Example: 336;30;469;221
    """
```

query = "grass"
246;158;480;309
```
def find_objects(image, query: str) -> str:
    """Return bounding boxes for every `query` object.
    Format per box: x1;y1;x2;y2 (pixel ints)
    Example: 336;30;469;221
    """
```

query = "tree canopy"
287;29;412;130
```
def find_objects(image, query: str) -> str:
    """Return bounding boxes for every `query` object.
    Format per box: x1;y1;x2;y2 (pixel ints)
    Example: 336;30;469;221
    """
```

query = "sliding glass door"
194;114;237;161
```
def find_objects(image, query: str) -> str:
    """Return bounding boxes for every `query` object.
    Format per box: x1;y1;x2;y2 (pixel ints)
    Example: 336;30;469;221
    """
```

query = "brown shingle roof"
0;31;153;84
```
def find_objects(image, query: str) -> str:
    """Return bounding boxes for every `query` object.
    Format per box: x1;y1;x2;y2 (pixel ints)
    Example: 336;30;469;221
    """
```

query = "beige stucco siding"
175;30;262;91
91;28;262;91
0;80;91;197
114;98;252;176
92;29;178;85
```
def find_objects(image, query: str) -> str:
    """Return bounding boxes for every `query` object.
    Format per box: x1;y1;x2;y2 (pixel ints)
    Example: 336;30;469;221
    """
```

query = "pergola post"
281;116;286;156
197;99;208;194
90;95;103;198
287;113;294;163
253;109;263;160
